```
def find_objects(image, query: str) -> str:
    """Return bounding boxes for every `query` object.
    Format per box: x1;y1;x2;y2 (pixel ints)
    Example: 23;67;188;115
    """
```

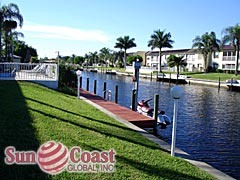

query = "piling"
115;85;118;104
86;78;89;91
150;72;152;81
80;77;82;88
218;77;221;90
131;89;136;111
153;94;159;122
94;80;97;94
103;82;107;99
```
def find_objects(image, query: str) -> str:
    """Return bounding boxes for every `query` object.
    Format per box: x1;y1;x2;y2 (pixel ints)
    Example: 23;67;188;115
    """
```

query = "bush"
216;69;223;73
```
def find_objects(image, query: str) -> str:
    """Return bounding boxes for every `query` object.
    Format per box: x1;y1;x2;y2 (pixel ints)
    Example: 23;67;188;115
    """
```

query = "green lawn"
186;72;240;81
0;81;216;180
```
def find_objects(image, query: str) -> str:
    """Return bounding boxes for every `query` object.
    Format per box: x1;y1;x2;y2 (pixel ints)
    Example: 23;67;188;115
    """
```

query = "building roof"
146;48;191;56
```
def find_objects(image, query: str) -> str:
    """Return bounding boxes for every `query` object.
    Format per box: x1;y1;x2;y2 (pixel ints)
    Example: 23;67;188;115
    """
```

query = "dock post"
80;76;82;88
153;94;159;122
115;85;118;104
131;89;136;111
156;71;158;81
86;78;89;91
150;72;152;81
162;73;164;83
218;77;221;90
94;80;97;94
103;82;107;99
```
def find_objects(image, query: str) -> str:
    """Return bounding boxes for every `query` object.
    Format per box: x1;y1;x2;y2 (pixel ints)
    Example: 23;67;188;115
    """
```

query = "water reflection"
81;72;240;179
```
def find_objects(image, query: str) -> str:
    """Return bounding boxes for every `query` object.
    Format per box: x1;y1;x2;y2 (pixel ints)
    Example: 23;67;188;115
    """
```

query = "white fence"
0;63;58;80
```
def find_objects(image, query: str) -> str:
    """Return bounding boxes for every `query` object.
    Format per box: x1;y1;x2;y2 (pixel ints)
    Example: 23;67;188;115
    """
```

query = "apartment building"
145;45;240;72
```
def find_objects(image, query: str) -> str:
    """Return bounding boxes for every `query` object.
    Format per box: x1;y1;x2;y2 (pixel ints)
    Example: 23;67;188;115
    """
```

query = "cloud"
21;24;112;43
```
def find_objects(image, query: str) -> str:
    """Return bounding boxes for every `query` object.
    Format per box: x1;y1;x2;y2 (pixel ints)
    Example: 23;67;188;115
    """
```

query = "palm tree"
10;30;24;61
89;51;98;66
222;24;240;76
148;29;174;72
0;3;23;61
192;32;220;72
3;20;17;61
114;36;136;69
99;47;110;66
167;55;187;76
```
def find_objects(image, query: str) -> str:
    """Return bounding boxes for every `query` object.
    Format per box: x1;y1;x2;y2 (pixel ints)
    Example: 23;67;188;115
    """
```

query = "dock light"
170;86;183;156
76;70;82;99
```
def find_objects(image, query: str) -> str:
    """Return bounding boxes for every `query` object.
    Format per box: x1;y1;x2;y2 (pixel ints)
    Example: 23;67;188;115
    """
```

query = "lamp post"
76;70;82;99
170;86;183;156
132;59;142;111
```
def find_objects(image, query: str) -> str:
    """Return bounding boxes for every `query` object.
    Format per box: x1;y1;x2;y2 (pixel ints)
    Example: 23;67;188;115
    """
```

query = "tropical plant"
167;55;187;76
99;47;110;66
222;24;240;76
192;32;220;72
126;54;143;65
148;29;174;72
0;3;23;61
88;51;98;66
114;35;136;69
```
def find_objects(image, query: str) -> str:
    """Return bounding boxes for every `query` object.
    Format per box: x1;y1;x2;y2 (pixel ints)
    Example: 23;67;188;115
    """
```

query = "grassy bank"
0;81;216;180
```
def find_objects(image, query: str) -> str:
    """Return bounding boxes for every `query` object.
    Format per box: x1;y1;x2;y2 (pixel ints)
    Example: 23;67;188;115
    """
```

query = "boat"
136;99;171;129
106;70;117;75
226;79;240;91
157;74;188;84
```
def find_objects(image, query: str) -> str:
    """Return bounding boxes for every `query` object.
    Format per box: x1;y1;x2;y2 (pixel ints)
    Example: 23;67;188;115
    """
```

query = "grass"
0;81;216;180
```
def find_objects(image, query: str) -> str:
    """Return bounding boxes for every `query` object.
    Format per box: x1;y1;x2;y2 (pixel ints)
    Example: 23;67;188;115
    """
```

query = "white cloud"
21;24;112;43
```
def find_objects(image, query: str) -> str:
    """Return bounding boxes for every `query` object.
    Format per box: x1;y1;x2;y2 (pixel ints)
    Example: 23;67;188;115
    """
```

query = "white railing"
0;62;58;80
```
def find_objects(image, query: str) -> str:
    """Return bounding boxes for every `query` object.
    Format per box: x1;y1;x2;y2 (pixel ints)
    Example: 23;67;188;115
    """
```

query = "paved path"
80;89;156;128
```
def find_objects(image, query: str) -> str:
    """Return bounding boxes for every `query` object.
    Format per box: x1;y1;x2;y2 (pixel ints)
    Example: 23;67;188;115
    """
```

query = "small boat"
226;79;240;91
157;74;188;84
90;68;98;72
106;70;117;75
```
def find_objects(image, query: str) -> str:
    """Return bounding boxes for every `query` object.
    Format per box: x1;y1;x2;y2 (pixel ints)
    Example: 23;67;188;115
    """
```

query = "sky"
1;0;240;58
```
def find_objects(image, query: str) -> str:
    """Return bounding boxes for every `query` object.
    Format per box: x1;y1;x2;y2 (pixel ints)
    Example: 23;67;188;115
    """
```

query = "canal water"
81;71;240;179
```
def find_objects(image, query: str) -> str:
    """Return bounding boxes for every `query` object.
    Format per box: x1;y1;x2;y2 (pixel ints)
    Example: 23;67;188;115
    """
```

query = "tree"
167;55;187;76
0;3;23;61
222;24;240;76
88;51;98;66
114;35;136;69
14;40;37;62
126;54;143;65
3;20;17;61
74;56;84;65
192;32;220;72
148;29;174;72
99;47;110;66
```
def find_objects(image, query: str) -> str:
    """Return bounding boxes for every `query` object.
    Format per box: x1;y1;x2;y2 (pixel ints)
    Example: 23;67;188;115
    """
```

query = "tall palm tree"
114;35;136;69
192;32;220;72
167;55;187;76
148;29;174;72
0;3;23;61
9;30;24;61
3;20;17;61
99;47;110;66
222;24;240;76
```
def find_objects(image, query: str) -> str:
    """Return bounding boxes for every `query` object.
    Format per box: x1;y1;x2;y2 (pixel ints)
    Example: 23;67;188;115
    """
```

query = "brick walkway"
80;89;155;128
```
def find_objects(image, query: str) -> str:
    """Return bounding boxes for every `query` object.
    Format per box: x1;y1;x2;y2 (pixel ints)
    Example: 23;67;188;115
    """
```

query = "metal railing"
0;62;58;80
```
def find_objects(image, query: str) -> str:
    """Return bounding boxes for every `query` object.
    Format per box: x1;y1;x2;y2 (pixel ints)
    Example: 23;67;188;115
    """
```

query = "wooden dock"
80;89;156;128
